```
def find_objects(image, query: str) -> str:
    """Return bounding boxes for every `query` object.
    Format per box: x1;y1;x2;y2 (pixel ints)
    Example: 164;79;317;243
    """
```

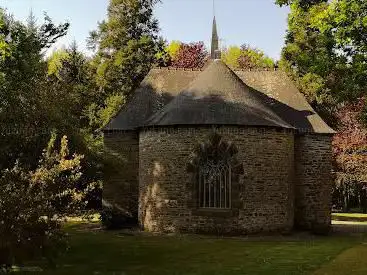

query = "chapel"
103;16;335;234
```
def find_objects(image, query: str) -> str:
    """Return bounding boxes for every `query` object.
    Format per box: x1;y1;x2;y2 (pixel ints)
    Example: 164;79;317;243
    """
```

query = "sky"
1;0;290;60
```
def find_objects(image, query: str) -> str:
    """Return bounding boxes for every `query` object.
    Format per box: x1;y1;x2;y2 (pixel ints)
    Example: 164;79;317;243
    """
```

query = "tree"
0;9;69;170
88;0;163;98
170;42;208;69
221;45;274;70
275;0;327;9
312;0;367;101
0;135;86;270
47;49;69;77
276;0;367;107
277;1;336;106
221;46;242;69
332;98;367;212
166;40;181;61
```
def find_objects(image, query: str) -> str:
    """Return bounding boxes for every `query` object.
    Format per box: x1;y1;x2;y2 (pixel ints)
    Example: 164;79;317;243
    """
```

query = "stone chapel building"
103;17;335;235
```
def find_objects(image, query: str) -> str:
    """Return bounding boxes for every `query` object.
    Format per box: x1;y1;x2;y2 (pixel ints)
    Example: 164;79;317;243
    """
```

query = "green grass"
332;213;367;222
23;223;367;275
313;244;367;275
333;213;367;218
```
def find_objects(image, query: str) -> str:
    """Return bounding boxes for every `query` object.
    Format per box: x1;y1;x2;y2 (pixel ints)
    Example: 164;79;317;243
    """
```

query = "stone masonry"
294;134;333;232
139;126;295;234
104;131;139;217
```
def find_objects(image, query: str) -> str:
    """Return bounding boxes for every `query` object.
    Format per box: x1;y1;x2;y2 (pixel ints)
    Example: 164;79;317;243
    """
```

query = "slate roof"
104;61;335;134
145;60;292;129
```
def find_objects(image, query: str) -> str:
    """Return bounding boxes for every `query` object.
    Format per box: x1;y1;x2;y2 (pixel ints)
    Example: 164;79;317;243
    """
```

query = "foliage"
277;0;367;110
332;98;367;212
239;45;275;69
311;0;367;102
221;46;242;69
170;41;208;69
47;49;69;77
0;135;85;270
88;0;163;98
166;40;181;61
221;45;274;70
0;10;70;170
100;200;136;230
275;0;328;9
45;42;104;211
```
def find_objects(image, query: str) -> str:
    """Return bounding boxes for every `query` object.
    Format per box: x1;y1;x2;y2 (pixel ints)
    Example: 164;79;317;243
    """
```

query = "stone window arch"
187;133;244;210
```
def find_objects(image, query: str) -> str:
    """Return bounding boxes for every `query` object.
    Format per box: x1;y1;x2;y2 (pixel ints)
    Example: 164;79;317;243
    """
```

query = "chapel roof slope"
235;70;336;134
103;68;200;131
103;64;335;134
144;60;293;129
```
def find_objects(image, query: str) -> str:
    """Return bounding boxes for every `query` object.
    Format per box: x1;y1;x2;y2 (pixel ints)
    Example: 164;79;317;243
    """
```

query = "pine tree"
89;0;163;97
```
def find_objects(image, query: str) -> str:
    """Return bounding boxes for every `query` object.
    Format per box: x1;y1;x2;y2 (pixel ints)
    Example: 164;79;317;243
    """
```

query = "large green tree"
277;0;367;106
86;0;164;130
0;9;69;169
89;0;163;97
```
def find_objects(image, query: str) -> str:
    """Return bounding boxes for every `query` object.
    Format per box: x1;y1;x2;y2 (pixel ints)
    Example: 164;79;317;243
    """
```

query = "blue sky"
1;0;289;59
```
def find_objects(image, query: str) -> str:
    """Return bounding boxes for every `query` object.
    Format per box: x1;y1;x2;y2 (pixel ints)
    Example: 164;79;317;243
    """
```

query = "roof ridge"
234;67;280;72
152;66;205;71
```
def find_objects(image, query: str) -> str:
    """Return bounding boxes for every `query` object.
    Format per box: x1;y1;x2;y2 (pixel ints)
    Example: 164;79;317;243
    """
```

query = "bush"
0;135;86;270
100;200;137;230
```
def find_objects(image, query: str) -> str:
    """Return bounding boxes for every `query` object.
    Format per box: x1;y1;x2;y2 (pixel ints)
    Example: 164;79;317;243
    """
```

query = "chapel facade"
103;17;335;235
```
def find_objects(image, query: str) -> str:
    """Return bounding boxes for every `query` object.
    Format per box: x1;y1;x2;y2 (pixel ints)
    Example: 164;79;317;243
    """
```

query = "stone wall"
103;131;139;218
294;134;333;232
139;126;295;234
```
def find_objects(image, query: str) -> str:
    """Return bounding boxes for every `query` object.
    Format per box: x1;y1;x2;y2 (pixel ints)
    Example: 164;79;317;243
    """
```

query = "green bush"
100;200;137;230
0;136;85;270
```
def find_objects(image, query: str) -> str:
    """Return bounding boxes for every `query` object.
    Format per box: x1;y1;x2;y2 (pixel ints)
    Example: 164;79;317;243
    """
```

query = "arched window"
199;159;231;209
187;132;243;211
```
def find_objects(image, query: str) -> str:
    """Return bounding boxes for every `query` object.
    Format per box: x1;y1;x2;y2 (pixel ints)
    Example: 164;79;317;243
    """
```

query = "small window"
198;159;231;209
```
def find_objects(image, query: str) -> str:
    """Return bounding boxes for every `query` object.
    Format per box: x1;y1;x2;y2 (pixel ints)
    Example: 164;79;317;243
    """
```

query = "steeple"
211;15;220;59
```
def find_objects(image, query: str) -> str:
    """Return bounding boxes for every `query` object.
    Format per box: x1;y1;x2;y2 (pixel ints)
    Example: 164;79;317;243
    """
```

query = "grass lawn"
312;243;367;275
21;222;367;275
332;213;367;222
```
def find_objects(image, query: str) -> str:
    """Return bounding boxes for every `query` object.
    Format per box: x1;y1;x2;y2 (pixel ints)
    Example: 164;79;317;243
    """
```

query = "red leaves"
171;42;208;69
332;97;367;176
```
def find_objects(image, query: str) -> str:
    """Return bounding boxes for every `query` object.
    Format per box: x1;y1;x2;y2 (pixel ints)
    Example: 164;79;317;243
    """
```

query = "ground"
22;220;367;275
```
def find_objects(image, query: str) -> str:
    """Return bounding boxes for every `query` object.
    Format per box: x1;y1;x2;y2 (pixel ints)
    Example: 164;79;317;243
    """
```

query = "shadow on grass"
19;222;367;275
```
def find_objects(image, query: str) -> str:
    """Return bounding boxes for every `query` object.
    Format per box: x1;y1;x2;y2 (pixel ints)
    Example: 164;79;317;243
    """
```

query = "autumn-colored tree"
166;40;181;61
171;42;208;69
332;98;367;211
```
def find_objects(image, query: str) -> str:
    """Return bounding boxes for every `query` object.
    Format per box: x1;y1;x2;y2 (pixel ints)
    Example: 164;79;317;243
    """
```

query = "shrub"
100;200;136;230
0;135;85;270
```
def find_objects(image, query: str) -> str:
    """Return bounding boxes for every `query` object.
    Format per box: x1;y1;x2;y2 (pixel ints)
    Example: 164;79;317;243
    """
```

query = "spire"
211;9;220;59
